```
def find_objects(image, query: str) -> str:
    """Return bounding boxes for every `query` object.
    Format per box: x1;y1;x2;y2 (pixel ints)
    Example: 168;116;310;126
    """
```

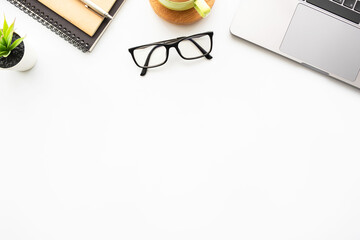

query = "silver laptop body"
230;0;360;88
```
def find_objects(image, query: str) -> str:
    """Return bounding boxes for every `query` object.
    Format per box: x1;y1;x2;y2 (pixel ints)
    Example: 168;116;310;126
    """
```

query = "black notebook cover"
6;0;125;52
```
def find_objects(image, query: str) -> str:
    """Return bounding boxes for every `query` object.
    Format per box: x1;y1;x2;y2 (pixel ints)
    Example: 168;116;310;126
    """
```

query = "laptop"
230;0;360;88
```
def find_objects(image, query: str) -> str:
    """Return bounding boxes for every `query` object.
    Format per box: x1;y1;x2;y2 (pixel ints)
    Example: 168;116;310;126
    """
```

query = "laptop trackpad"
280;4;360;81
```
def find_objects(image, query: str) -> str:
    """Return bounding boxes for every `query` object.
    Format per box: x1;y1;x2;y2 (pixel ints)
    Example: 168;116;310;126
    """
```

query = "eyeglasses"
128;32;214;76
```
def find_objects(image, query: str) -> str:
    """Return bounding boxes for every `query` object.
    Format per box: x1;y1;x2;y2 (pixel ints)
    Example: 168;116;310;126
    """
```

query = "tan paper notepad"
38;0;116;36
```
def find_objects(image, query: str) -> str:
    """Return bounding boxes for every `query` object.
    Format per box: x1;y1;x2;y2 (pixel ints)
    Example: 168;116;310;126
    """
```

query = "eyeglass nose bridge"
165;44;183;60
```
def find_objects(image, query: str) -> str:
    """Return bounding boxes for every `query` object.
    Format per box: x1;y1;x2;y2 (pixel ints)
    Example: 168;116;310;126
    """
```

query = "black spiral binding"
6;0;89;52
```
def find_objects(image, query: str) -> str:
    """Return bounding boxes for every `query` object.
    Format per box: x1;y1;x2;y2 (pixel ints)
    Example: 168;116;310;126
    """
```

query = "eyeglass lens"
178;34;212;59
133;45;167;68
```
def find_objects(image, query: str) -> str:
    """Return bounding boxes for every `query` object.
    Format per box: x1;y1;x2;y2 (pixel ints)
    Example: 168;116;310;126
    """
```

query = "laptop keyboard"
337;0;359;9
307;0;360;24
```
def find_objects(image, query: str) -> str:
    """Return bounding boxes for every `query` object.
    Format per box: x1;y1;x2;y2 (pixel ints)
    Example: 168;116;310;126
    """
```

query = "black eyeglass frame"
128;32;214;76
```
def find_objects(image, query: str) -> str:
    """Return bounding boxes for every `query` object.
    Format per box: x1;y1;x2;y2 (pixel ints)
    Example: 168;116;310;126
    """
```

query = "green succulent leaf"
9;37;24;51
3;51;11;57
2;16;8;35
0;34;6;47
5;21;15;48
0;50;10;58
0;44;7;51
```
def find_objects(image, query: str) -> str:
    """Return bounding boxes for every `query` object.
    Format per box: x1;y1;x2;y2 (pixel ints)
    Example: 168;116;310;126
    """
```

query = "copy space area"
1;1;360;240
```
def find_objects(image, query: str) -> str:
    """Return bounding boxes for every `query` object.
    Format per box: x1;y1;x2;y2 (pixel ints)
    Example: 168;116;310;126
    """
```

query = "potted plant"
0;16;36;71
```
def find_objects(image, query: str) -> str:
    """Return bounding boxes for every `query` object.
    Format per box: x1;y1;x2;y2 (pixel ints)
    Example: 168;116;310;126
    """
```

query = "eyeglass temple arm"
141;45;163;76
188;39;212;60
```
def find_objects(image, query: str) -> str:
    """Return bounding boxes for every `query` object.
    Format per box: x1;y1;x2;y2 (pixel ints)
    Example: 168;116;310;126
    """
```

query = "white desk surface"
1;1;360;239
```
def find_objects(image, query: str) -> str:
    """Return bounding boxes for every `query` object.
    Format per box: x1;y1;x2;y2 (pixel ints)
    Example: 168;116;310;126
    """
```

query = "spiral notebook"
6;0;125;52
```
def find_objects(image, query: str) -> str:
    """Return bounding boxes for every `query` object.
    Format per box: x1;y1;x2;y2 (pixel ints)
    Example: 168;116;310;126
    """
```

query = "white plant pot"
0;32;37;72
